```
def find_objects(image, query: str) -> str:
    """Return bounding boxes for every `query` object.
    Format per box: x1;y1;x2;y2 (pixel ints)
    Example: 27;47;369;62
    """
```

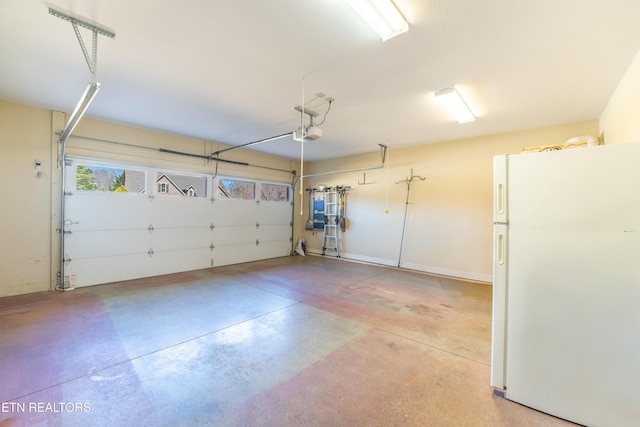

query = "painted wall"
599;47;640;144
296;120;599;282
0;102;54;296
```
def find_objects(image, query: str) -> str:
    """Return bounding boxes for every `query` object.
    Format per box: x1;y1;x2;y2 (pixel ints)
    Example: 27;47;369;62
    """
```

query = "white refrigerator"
491;142;640;427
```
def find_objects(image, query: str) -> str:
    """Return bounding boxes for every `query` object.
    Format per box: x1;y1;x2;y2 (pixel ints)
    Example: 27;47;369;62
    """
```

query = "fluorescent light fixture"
434;87;476;123
59;82;100;142
346;0;408;41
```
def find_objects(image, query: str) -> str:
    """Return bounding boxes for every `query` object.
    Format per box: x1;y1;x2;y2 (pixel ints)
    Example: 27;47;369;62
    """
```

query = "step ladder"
322;188;340;257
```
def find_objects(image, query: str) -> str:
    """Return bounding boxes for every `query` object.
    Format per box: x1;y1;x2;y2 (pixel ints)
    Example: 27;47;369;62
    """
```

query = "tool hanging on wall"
305;185;351;255
395;169;426;267
338;187;347;232
305;187;326;234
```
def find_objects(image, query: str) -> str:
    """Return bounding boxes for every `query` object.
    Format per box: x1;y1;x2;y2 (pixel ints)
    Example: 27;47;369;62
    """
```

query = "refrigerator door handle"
497;183;505;216
497;232;505;265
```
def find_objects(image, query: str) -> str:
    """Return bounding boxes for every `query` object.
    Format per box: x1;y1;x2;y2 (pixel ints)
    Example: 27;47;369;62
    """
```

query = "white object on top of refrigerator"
491;141;640;427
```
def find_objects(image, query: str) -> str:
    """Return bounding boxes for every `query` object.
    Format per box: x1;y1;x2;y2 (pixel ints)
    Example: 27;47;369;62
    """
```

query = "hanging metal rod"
58;83;100;145
211;132;294;156
292;144;387;188
52;6;115;148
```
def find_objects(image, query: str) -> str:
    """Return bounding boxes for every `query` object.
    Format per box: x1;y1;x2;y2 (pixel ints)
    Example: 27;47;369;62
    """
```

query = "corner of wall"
599;47;640;144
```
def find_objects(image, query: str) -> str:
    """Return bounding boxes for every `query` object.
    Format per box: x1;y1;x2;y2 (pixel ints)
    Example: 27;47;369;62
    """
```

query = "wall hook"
358;172;372;185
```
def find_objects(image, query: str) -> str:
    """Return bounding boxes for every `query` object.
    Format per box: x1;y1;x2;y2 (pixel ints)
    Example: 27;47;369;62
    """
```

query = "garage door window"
76;164;146;193
218;178;255;200
260;183;289;202
156;172;207;197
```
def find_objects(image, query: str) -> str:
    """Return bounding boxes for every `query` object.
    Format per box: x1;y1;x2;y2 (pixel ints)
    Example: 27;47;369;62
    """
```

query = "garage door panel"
212;226;257;246
67;194;151;231
66;254;151;288
65;229;150;259
148;248;211;276
258;224;292;242
213;244;260;266
258;202;292;222
150;228;212;251
150;197;214;227
213;200;259;226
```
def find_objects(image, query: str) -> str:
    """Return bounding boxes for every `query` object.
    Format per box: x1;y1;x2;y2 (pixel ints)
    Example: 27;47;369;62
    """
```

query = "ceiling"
2;0;640;161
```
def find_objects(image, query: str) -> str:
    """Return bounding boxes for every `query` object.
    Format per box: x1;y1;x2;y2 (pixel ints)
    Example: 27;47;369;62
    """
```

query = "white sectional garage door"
63;159;292;287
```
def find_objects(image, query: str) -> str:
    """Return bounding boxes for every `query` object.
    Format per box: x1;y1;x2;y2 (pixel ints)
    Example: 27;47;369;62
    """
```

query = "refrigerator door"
491;153;509;390
505;143;640;427
490;222;508;390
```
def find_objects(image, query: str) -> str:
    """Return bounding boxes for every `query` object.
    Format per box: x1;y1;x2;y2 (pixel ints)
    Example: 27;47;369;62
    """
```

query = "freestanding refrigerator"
491;141;640;427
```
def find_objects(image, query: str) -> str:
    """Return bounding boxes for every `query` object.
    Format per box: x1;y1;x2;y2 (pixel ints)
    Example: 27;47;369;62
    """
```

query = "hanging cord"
395;169;426;267
315;99;332;126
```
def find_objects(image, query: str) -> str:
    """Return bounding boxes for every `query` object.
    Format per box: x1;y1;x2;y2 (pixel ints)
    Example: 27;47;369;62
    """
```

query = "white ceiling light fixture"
434;87;476;124
346;0;408;41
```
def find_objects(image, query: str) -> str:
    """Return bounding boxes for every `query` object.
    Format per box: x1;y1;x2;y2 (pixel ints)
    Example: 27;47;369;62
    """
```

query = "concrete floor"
0;256;576;426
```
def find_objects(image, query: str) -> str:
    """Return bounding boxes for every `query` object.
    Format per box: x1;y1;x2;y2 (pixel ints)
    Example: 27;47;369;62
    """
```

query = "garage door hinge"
64;190;73;196
210;223;215;231
210;243;214;251
255;239;260;246
147;248;154;257
63;255;72;266
255;221;260;229
148;224;154;232
210;197;215;204
256;200;260;205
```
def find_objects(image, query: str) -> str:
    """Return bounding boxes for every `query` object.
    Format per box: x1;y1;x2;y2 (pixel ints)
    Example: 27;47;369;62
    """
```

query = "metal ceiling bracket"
49;7;115;84
49;8;116;38
74;20;98;83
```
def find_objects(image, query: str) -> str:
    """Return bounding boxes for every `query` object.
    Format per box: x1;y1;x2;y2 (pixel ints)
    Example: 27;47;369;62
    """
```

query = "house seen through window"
155;172;207;197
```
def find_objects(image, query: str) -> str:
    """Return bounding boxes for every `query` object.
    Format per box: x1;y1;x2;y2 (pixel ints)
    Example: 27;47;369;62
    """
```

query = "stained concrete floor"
0;256;576;426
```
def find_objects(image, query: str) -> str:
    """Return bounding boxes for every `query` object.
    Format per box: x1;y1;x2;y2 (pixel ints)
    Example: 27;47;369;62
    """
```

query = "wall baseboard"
304;247;492;284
